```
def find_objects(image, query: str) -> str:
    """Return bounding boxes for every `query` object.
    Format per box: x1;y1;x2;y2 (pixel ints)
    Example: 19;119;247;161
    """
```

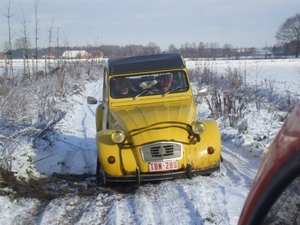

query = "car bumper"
105;162;220;184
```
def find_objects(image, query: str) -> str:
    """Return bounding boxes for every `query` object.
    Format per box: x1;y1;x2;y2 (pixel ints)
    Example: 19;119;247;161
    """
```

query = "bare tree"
275;13;300;58
179;42;195;58
2;41;10;51
18;6;31;76
223;44;232;59
2;0;15;77
167;44;178;53
46;20;54;73
190;42;197;58
63;32;70;48
146;42;161;55
209;42;220;59
198;42;207;58
56;27;60;66
14;37;31;49
34;0;40;74
62;31;70;63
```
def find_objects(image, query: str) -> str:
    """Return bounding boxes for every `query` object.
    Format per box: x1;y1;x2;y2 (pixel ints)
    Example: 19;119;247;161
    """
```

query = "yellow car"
87;53;222;185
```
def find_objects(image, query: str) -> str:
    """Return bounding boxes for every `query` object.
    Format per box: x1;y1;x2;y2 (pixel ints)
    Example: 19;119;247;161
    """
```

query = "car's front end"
89;53;222;185
96;95;221;184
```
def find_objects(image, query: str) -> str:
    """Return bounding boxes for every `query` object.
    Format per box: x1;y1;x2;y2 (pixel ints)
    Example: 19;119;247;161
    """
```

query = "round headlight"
111;130;126;143
192;121;206;134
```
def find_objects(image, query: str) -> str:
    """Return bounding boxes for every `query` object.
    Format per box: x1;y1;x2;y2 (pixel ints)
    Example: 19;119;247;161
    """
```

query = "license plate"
149;160;178;172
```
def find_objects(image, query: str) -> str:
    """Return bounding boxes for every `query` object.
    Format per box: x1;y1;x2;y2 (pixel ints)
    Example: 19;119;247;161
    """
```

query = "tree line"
0;41;298;60
1;0;300;60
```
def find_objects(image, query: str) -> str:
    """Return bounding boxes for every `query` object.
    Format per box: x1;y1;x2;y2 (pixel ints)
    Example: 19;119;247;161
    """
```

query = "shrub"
0;59;103;175
190;66;249;128
190;63;299;128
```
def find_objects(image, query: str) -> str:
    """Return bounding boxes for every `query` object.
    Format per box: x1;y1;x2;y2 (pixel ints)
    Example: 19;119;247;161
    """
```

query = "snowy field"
186;58;300;93
0;58;299;224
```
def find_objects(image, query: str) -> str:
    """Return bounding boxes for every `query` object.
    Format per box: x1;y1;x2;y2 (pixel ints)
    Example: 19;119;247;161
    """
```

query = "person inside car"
149;73;177;94
112;77;138;98
159;73;173;92
131;78;148;90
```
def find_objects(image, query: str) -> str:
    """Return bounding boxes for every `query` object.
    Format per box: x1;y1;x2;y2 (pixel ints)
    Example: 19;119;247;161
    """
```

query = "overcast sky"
1;0;300;51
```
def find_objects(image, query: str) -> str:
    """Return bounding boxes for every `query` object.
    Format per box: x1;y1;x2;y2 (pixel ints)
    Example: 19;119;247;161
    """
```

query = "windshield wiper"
133;85;156;100
162;86;184;97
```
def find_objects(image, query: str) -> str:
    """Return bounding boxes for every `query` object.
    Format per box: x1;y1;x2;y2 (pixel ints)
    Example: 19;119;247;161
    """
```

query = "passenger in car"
159;73;173;92
149;73;177;94
132;78;148;90
112;78;138;98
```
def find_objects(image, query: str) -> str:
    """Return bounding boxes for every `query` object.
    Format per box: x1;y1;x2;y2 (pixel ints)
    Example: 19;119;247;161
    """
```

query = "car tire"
96;157;107;186
186;163;192;179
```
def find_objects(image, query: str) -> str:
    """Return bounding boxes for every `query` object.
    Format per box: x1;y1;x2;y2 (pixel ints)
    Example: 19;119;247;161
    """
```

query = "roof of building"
107;53;185;75
254;49;273;55
60;50;88;58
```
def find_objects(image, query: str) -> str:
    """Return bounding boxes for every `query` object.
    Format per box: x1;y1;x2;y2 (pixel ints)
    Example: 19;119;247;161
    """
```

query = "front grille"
141;142;183;162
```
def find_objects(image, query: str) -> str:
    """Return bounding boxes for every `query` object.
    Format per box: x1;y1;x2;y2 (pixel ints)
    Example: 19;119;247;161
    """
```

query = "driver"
150;73;176;94
159;73;173;92
113;78;137;97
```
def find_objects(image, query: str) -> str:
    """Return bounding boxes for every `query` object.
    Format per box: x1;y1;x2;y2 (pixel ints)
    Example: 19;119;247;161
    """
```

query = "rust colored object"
238;103;300;225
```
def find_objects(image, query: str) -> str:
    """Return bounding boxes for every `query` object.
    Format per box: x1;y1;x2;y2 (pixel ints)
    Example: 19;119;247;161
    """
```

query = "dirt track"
0;171;138;200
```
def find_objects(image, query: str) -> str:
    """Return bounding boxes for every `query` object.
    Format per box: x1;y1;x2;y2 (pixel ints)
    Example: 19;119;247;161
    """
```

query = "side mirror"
195;87;208;104
87;96;98;105
198;87;208;97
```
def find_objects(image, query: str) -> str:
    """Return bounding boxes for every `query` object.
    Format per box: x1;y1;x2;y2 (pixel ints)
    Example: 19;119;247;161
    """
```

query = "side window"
102;68;108;103
170;71;189;91
176;72;188;88
110;77;139;98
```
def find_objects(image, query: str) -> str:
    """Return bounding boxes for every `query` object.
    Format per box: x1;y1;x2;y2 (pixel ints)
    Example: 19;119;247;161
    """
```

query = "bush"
189;64;298;128
0;59;103;175
190;66;249;128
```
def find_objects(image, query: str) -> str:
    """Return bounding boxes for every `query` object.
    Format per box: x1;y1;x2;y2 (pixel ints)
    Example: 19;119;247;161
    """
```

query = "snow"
0;58;299;224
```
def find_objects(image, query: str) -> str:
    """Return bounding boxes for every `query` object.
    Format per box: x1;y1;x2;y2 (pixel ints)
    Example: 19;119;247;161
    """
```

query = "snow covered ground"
0;58;299;224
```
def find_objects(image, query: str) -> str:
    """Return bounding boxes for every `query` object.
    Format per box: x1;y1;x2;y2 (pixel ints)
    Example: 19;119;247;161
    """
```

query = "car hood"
110;100;197;143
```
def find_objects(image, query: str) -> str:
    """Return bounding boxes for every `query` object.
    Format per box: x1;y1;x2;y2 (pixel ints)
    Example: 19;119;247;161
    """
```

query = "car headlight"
111;130;126;143
191;120;206;134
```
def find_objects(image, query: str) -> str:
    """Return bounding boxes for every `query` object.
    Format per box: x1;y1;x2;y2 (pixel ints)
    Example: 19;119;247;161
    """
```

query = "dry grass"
0;59;103;176
189;63;298;128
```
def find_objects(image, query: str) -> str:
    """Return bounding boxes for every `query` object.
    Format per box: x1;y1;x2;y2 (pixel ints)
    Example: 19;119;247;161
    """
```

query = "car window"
110;71;189;98
262;174;300;224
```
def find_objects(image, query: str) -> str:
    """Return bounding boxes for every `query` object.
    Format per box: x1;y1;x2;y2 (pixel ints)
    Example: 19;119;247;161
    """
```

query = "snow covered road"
8;148;257;225
0;80;261;225
3;58;298;224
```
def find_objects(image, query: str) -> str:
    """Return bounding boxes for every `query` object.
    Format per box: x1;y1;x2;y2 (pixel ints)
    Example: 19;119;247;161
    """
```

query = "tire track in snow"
173;176;231;224
97;140;260;225
81;80;103;173
221;143;260;188
58;81;102;175
36;195;94;224
103;182;202;225
138;181;202;224
143;182;191;224
103;193;155;225
34;75;259;224
17;141;258;225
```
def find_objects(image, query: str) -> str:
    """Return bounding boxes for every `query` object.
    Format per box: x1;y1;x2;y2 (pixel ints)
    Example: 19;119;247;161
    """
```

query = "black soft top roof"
107;53;185;75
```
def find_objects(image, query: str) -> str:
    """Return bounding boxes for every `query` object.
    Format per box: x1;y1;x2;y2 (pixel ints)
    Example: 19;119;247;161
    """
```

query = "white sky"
1;0;300;51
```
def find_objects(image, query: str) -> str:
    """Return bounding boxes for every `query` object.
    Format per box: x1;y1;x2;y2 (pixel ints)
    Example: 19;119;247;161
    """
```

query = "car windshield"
110;71;189;99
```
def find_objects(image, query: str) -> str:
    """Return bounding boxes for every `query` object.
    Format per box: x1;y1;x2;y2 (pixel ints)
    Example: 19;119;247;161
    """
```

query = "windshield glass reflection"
263;175;300;224
110;71;189;98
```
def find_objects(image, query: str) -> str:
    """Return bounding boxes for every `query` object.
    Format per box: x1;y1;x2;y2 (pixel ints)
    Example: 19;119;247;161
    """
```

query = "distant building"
252;49;273;59
41;54;55;59
60;50;89;59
